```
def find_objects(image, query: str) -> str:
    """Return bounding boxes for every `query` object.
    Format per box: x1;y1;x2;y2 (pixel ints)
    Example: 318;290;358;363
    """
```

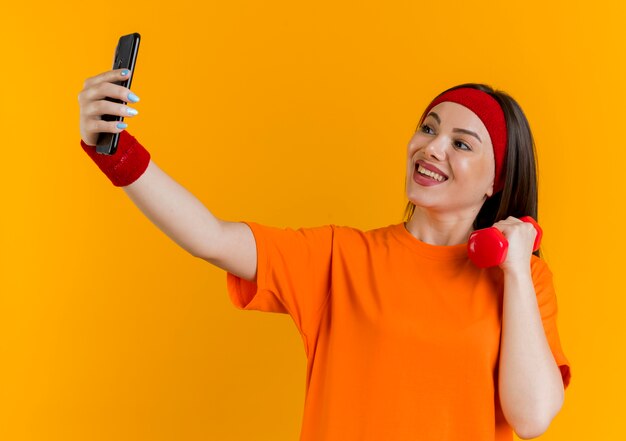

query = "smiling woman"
397;83;571;438
223;84;571;440
404;83;539;235
79;69;571;440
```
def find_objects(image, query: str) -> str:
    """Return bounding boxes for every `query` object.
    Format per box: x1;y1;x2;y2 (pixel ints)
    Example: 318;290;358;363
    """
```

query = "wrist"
501;264;532;280
81;130;151;187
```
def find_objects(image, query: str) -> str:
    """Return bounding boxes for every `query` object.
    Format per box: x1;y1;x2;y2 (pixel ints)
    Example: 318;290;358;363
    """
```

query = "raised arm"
78;67;257;282
122;159;258;282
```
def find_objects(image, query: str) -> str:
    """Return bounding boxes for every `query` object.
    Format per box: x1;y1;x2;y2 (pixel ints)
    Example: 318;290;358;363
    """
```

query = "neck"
405;206;481;246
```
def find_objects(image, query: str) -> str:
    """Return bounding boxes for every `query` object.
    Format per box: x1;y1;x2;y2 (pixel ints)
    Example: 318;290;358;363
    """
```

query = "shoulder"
331;222;400;244
250;222;399;251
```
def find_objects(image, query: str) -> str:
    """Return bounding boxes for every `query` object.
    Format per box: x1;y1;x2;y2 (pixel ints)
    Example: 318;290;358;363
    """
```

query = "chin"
406;194;441;210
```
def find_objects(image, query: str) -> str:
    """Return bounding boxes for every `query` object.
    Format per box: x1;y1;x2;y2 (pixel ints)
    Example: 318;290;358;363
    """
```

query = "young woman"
78;71;571;440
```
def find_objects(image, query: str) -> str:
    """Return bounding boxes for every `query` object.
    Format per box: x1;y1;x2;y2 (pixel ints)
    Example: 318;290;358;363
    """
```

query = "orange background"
1;0;624;439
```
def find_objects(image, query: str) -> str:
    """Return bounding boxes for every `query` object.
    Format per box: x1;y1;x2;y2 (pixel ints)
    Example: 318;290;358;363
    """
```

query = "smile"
416;164;446;182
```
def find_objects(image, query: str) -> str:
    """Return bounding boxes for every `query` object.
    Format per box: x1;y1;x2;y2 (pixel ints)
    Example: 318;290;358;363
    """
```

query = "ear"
485;179;494;198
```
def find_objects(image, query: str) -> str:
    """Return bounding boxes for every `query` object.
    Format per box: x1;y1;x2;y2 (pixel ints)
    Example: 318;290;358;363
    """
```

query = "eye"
420;123;434;134
454;141;472;151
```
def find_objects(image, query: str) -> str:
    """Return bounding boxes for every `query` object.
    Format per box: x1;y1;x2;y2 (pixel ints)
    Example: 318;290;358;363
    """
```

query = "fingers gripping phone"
96;33;141;155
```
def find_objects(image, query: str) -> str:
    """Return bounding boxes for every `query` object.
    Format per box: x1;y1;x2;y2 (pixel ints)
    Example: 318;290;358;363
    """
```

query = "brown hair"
403;83;541;257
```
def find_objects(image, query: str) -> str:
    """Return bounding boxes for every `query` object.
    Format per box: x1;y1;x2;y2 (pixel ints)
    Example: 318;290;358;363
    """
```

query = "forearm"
122;159;222;260
498;268;564;439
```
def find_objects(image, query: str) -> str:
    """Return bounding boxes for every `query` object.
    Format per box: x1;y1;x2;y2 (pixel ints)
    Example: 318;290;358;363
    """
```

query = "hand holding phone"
96;33;141;155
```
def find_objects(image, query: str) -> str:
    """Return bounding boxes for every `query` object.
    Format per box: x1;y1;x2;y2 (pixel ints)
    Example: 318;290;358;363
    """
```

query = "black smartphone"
96;33;141;155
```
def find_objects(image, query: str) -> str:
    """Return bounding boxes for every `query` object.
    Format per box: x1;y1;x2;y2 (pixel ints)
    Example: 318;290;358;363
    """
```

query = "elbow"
513;411;556;439
188;240;218;262
191;249;214;263
506;379;565;439
514;419;548;439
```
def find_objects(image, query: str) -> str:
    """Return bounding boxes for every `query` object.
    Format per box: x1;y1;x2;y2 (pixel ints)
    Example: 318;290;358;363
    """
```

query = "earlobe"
485;181;494;198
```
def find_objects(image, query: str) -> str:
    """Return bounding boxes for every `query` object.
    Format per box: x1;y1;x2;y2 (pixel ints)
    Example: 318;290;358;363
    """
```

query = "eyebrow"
425;111;482;143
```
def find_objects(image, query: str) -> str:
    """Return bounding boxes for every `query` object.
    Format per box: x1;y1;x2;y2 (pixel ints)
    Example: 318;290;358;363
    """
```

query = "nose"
424;138;447;160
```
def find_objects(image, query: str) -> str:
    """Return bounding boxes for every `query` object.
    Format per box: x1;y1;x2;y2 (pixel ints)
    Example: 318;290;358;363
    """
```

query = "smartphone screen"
96;33;141;155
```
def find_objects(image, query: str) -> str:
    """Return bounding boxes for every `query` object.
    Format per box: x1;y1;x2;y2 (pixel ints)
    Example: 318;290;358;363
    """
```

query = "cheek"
452;157;493;184
407;133;422;154
452;159;473;178
482;155;496;180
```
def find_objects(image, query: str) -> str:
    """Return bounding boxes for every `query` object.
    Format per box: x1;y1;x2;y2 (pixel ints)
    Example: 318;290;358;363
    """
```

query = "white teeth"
417;165;445;182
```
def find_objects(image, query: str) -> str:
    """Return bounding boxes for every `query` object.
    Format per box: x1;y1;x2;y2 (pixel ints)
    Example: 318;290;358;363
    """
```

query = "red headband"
419;87;508;194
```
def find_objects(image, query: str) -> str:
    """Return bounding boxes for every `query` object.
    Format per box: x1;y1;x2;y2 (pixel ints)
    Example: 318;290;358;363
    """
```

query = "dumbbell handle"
467;216;543;268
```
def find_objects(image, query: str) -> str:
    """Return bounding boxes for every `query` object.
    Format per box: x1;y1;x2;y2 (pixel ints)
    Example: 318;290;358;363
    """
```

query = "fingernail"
117;122;128;129
127;108;138;116
127;92;140;103
121;69;130;76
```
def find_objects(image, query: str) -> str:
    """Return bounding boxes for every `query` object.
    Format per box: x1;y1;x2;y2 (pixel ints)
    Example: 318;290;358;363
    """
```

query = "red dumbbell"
467;216;542;268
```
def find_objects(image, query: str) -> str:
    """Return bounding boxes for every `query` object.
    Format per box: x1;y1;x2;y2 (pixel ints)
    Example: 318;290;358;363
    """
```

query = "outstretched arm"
79;67;258;283
122;160;258;282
